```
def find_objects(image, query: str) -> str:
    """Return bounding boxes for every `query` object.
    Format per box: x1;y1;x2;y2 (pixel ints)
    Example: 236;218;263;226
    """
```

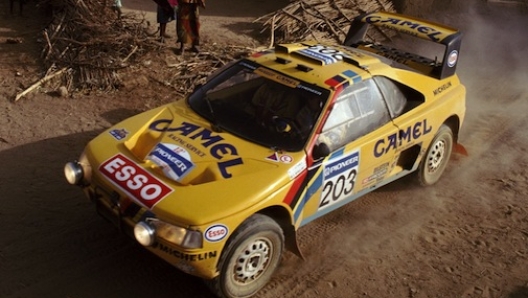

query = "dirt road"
1;1;527;297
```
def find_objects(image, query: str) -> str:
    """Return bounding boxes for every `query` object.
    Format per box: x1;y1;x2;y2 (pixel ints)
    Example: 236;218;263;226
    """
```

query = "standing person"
157;0;177;43
112;0;123;18
176;0;205;54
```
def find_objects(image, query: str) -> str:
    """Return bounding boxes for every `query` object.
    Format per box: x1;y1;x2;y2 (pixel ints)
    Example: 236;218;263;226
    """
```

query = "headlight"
155;221;203;249
64;152;92;185
135;219;203;249
64;161;84;185
134;221;156;246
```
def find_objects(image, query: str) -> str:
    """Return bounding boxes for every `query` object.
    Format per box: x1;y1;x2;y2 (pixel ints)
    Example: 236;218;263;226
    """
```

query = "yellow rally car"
65;11;465;298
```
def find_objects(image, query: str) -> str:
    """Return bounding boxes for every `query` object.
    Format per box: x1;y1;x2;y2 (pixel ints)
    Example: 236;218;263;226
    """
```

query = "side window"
318;79;391;152
374;76;425;118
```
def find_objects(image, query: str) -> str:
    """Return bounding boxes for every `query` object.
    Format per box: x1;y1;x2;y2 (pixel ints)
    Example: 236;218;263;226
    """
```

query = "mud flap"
284;226;305;260
453;142;468;156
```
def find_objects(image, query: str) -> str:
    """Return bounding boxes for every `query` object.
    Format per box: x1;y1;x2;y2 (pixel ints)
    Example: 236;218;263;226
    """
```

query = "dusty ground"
1;0;528;297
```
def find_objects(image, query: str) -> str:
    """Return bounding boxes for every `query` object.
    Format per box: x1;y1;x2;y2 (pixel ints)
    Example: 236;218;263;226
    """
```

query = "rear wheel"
205;214;284;298
417;124;454;186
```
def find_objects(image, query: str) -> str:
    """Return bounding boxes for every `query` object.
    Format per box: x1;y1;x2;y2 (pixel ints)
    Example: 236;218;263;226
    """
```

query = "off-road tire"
417;124;454;186
205;214;284;298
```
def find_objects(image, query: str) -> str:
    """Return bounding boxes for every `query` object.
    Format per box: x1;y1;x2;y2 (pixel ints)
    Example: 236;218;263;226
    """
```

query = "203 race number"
319;151;359;210
320;169;357;208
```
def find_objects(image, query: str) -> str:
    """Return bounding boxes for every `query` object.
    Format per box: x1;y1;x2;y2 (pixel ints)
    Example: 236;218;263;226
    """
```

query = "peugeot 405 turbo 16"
65;11;466;298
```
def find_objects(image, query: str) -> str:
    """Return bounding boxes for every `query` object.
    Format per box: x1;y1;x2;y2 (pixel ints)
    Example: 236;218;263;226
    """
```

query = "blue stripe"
342;70;362;84
293;148;345;222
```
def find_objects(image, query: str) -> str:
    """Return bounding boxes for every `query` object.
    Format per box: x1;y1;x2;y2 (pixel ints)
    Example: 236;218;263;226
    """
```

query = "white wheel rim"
233;238;272;284
427;139;446;173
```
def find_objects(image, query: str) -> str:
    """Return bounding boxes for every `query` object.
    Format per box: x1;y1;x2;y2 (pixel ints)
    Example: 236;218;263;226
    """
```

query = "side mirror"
312;143;330;160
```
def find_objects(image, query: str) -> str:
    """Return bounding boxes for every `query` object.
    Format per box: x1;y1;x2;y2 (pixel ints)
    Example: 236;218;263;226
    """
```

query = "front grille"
89;184;147;238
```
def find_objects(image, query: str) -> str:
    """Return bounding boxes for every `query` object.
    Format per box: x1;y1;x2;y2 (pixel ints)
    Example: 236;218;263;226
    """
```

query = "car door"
373;76;431;175
294;78;399;226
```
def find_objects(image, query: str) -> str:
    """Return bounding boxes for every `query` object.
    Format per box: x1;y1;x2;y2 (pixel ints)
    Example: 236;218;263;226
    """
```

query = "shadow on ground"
0;109;216;298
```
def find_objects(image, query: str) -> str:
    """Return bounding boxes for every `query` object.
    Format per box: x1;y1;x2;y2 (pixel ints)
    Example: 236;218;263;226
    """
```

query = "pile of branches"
15;0;252;100
38;0;158;91
254;0;396;45
16;0;397;101
149;45;257;98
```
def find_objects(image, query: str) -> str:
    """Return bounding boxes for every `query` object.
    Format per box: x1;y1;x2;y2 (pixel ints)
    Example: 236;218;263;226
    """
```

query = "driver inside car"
251;81;301;130
294;95;322;136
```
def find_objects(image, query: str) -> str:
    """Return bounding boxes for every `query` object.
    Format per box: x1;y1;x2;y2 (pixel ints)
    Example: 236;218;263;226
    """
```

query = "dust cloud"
452;2;528;166
456;1;528;93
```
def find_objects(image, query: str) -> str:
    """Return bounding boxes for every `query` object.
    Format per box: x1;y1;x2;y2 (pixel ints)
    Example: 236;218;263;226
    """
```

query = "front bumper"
83;185;220;279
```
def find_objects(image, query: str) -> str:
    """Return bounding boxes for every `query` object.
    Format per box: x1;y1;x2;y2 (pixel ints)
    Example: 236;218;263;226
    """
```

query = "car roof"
246;40;387;92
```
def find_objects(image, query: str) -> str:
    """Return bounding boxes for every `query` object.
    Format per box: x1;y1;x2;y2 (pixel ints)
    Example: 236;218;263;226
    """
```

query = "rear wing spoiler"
343;11;462;79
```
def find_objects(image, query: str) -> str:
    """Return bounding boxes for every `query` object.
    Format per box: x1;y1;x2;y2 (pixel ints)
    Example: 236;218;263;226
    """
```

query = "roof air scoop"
275;57;291;64
296;64;313;72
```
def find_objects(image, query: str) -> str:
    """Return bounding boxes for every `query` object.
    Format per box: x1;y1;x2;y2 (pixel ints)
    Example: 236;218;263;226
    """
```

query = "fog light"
134;221;156;246
64;161;84;185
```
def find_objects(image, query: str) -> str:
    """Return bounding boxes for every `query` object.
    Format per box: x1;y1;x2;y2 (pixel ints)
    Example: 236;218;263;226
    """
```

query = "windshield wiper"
204;96;222;132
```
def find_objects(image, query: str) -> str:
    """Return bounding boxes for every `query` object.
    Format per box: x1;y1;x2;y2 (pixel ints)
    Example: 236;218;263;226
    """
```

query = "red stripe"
282;170;307;206
324;77;340;87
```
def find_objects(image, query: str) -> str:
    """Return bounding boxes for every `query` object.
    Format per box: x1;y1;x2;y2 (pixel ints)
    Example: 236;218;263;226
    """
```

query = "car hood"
90;102;306;224
123;104;273;185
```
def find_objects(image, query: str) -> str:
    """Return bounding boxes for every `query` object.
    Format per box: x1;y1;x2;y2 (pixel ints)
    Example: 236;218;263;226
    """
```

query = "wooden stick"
43;30;53;60
269;14;276;48
49;13;66;40
15;68;68;102
122;45;138;63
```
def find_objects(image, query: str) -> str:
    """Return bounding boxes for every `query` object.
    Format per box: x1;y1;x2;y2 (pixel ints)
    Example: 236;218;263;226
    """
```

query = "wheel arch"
257;206;304;259
443;115;461;143
396;115;461;177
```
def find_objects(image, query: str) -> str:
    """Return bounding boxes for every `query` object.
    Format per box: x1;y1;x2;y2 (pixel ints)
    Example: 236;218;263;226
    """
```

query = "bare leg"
159;23;167;42
179;42;185;55
113;6;122;18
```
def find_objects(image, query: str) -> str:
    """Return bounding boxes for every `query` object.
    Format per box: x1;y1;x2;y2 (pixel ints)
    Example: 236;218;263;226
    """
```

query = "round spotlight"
64;161;84;185
134;221;156;246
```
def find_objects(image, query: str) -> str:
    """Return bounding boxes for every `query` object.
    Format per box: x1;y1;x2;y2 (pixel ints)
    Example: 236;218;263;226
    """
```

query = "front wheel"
205;214;284;298
417;124;454;186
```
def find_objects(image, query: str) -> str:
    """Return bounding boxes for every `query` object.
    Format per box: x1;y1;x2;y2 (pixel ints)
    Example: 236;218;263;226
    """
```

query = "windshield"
188;60;329;151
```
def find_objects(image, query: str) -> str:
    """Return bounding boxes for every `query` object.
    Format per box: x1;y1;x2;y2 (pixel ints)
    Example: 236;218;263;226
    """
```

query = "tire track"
257;186;441;297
